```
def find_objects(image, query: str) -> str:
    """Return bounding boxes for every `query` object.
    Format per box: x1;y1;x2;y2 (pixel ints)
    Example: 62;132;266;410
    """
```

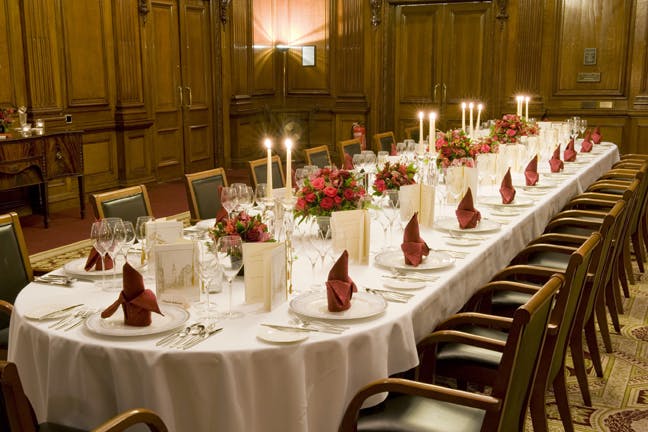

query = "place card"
398;184;435;228
154;241;199;307
242;241;287;311
331;209;371;264
146;220;183;245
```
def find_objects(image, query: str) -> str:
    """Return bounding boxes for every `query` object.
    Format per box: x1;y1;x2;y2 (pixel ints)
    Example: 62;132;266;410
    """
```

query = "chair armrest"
572;192;623;203
0;300;13;318
417;329;507;354
463;279;542;312
92;408;168;432
511;244;576;265
338;378;501;432
491;265;564;282
529;233;589;247
563;197;615;211
434;312;513;332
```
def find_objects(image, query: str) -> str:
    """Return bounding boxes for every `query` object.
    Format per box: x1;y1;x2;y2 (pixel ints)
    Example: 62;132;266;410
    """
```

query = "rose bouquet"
435;129;473;169
294;168;366;218
489;114;538;144
372;161;417;196
209;211;272;243
469;136;500;157
0;107;15;133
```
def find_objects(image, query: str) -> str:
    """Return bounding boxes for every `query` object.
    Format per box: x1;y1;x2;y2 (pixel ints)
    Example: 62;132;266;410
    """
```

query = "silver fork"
365;287;413;303
62;309;96;331
291;316;348;334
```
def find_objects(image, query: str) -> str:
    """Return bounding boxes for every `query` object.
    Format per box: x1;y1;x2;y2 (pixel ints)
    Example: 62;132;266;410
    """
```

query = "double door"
149;0;214;180
392;2;494;135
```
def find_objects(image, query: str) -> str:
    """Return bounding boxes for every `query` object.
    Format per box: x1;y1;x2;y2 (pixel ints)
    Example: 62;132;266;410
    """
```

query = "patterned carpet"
534;263;648;431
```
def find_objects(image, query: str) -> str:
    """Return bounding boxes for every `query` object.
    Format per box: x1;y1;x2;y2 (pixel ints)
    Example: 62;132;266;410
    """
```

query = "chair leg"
613;263;626;313
605;278;622;333
595;295;614;353
639;222;648;263
529;384;549;432
624;238;636;284
632;231;646;273
584;316;604;377
570;335;593;406
641;217;648;258
617;257;631;299
553;369;575;432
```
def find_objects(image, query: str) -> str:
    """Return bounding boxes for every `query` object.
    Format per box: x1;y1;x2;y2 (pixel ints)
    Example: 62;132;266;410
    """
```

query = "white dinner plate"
382;279;426;290
374;249;455;271
479;196;534;208
515;182;557;191
195;218;216;230
434;217;501;234
24;303;83;320
488;208;521;217
256;326;309;343
64;257;124;278
289;291;387;321
445;237;481;247
565;159;589;165
85;304;190;337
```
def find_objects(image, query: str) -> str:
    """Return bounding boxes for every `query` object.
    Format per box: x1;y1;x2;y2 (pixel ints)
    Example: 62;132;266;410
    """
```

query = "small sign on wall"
302;46;316;67
583;48;597;65
577;72;601;83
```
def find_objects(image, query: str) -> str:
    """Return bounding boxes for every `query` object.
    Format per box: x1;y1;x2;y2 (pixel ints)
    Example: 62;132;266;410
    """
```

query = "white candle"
525;96;530;120
461;102;467;132
469;102;474;138
516;96;523;117
264;138;273;198
429;112;436;148
285;138;293;197
476;104;483;132
418;112;424;144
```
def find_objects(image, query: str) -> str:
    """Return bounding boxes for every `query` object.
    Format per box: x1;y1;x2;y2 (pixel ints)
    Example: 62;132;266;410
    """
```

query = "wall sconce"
370;0;382;27
220;0;232;24
138;0;149;22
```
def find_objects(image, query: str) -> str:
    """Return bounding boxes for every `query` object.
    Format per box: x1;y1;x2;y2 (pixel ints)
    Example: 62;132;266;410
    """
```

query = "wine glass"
196;239;221;320
135;216;154;266
383;190;400;247
237;186;253;213
220;186;238;217
106;218;126;292
90;220;112;289
120;221;136;263
215;235;243;319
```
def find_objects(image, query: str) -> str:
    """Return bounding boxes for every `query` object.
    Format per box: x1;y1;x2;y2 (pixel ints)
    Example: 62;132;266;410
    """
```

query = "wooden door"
179;0;214;173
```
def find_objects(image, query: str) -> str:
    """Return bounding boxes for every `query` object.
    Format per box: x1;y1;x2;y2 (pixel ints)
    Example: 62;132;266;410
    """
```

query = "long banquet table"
9;143;619;432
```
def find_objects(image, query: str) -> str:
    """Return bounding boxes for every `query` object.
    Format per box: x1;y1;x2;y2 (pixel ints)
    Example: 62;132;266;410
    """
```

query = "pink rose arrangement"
435;129;473;169
0;107;15;133
489;114;538;144
209;211;272;243
372;161;417;196
294;168;366;218
469;136;500;156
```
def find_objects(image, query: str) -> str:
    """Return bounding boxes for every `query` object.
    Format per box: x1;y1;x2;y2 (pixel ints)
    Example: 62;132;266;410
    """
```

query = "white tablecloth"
9;144;619;432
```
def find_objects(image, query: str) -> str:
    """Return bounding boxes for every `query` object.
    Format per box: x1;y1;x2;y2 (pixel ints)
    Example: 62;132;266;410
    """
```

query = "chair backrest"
404;125;419;142
0;213;32;328
373;132;395;153
484;274;562;431
184;168;228;222
248;155;285;189
304;145;332;168
90;185;153;228
337;138;362;166
0;361;38;432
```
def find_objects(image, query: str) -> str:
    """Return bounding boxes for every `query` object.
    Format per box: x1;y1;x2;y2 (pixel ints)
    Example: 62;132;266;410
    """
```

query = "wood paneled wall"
4;0;648;212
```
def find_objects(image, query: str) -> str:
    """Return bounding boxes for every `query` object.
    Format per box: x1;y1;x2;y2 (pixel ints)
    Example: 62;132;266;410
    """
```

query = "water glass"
215;235;244;319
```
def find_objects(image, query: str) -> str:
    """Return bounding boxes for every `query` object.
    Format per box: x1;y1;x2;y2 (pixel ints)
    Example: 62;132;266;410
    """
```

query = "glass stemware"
90;220;112;289
383;190;400;247
215;235;243;319
106;218;126;292
135;216;154;266
220;186;238;217
121;221;136;264
196;239;220;320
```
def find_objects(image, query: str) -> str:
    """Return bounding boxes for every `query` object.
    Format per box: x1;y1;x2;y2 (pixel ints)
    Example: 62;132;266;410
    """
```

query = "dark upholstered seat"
248;155;285;189
184;168;228;223
304;145;332;167
373;132;396;153
90;185;153;228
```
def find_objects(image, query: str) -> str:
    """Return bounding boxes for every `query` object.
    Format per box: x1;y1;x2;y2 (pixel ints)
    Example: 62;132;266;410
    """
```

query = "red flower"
343;188;355;200
311;177;325;190
323;186;338;197
320;196;334;210
305;192;316;203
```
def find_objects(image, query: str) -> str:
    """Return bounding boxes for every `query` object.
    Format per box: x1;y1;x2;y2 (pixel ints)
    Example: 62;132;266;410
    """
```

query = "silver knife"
182;327;223;349
261;323;318;333
37;303;84;319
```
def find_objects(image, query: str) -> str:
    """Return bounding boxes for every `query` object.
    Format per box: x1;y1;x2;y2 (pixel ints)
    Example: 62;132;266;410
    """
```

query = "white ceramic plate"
64;257;123;278
256;326;309;343
374;249;454;271
195;218;216;230
515;183;557;191
445;238;481;247
85;304;190;337
479;196;534;207
382;279;426;290
435;217;501;234
289;291;387;321
24;303;83;320
488;208;521;217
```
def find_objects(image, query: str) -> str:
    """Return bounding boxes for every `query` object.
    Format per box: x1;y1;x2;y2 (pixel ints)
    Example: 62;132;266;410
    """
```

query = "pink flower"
311;177;325;190
334;196;343;205
320;197;334;210
506;129;516;137
323;186;338;197
305;192;316;203
374;179;386;192
343;189;355;200
295;198;307;211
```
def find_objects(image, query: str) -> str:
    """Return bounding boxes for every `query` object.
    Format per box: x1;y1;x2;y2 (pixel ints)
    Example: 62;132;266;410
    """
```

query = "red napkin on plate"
390;142;398;156
401;213;430;266
564;139;577;162
455;188;481;229
591;126;602;144
325;250;357;312
214;206;229;224
343;153;354;170
549;146;564;173
524;155;539;186
84;247;113;271
499;168;516;204
580;131;593;153
101;262;163;327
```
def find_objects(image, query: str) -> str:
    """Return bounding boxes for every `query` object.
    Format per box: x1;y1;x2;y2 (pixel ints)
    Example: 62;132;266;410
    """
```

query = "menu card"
399;184;436;228
242;241;286;311
154;241;199;307
331;209;371;264
146;220;183;245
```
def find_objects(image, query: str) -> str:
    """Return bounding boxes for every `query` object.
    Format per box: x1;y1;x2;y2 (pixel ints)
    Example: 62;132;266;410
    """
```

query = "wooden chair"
404;125;420;142
184;168;228;223
0;212;33;360
337;138;362;168
248;155;285;189
90;185;153;228
0;361;168;432
304;145;332;167
373;132;396;154
339;275;561;432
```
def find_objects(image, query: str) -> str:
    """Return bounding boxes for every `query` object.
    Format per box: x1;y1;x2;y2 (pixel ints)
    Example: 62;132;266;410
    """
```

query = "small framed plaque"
577;72;601;83
302;46;315;67
583;48;597;66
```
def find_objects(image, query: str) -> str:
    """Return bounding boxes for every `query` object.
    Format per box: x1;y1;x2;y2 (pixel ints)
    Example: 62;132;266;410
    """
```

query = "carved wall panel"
82;131;118;191
113;0;145;108
336;0;364;96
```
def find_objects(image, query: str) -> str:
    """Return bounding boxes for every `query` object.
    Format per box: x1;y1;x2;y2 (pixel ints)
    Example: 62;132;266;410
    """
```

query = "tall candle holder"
281;196;297;296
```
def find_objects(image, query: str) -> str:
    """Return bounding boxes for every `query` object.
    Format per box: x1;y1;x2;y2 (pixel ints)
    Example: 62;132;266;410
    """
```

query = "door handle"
433;83;440;103
178;86;184;108
185;86;193;108
442;83;447;104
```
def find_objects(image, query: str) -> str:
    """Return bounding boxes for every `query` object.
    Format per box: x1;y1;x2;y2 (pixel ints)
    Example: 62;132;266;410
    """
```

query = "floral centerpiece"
372;161;417;196
489;114;539;144
469;136;500;156
209;211;272;243
294;167;366;219
435;129;473;169
0;107;15;133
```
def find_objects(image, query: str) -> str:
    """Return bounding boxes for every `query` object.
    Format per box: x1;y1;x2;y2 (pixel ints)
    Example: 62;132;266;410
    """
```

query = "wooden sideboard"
0;131;84;227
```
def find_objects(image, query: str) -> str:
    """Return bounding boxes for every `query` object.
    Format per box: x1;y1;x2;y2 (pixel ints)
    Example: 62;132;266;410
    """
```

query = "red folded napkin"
499;168;516;204
390;142;398;156
564;139;577;162
325;250;357;312
101;262;163;327
549;146;564;173
84;247;113;271
343;153;354;170
580;131;593;153
524;155;539;186
455;188;481;229
591;126;602;144
215;206;229;224
401;213;430;266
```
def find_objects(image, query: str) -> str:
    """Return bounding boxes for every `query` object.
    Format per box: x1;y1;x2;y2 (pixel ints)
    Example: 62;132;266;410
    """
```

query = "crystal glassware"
215;235;243;319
